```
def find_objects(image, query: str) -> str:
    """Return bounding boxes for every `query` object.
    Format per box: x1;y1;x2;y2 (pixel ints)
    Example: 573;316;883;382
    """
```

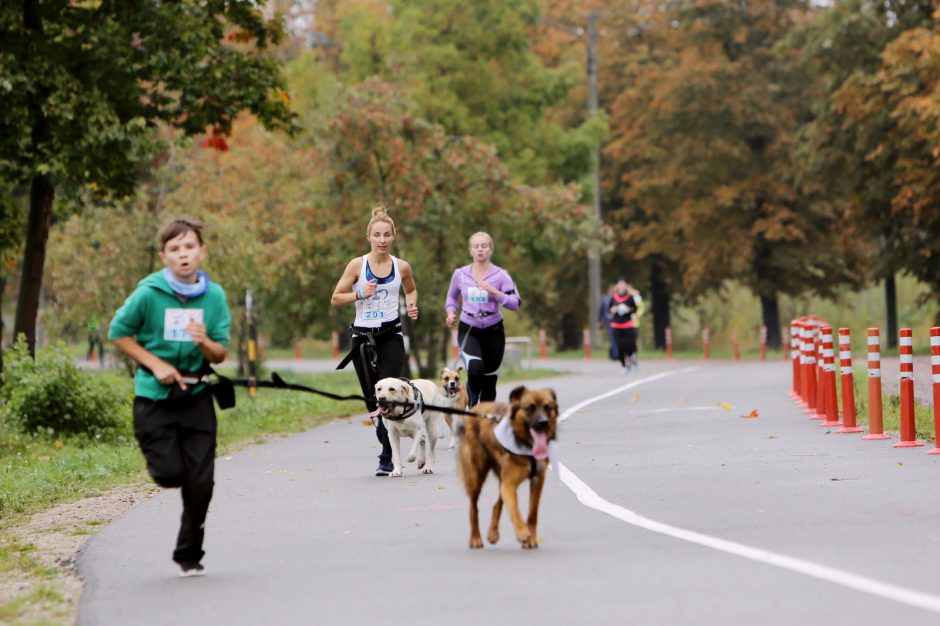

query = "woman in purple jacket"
445;232;521;406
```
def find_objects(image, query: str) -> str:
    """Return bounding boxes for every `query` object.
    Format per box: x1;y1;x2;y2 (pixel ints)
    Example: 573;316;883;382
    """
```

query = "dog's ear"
457;365;463;373
509;386;526;404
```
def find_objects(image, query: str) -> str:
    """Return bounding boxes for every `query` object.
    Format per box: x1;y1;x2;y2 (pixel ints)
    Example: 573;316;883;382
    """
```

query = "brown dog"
439;366;469;449
458;386;558;549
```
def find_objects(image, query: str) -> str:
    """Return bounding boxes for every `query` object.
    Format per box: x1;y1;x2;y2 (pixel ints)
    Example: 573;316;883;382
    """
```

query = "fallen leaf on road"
897;462;904;467
632;393;641;403
362;419;374;426
437;486;446;490
740;409;759;419
768;435;778;439
718;402;733;411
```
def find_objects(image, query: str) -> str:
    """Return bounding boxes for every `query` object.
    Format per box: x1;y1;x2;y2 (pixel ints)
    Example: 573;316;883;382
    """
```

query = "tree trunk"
650;262;671;350
13;174;55;355
760;293;782;349
885;274;898;349
0;274;5;379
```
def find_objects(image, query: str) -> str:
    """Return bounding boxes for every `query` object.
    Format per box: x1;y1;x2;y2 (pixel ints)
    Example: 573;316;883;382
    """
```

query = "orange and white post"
862;328;890;440
538;328;547;361
819;326;842;426
760;325;767;361
789;321;801;400
665;326;673;360
801;324;817;414
928;327;940;455
812;334;827;420
702;327;710;360
836;328;863;434
732;331;741;361
893;328;924;448
583;327;591;360
331;330;340;360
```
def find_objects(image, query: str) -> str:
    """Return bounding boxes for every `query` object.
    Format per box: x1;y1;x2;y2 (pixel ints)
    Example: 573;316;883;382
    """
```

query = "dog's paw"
447;440;456;450
390;469;403;478
515;528;533;546
417;459;426;470
486;529;500;545
421;466;434;475
522;536;539;550
469;536;484;549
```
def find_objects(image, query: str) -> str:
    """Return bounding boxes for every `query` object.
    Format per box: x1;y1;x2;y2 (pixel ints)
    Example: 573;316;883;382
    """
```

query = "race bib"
164;308;204;342
467;287;489;304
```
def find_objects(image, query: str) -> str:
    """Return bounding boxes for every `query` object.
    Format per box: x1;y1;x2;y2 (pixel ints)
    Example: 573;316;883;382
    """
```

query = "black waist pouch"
145;364;237;410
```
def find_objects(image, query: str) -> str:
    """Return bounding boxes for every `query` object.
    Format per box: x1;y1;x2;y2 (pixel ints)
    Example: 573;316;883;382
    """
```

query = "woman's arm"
496;271;521;311
400;260;419;320
331;258;365;307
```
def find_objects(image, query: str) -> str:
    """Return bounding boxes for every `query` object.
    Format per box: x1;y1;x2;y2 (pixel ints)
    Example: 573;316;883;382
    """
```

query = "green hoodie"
109;271;231;401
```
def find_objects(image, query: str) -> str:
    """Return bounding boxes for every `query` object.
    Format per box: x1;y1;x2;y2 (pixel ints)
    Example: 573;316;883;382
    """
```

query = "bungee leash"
197;370;492;420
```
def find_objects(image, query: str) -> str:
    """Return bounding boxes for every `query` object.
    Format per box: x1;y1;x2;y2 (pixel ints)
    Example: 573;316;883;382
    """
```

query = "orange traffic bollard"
812;336;826;420
539;328;547;360
702;327;710;360
893;328;924;448
836;328;863;434
789;321;801;400
583;328;591;360
801;323;817;413
819;326;842;427
760;325;767;361
665;326;674;360
928;328;940;454
331;330;340;360
862;328;890;440
294;342;302;361
732;331;741;361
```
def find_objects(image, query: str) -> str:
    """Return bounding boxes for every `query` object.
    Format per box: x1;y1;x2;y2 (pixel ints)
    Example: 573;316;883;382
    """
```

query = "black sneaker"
375;460;393;477
178;562;205;578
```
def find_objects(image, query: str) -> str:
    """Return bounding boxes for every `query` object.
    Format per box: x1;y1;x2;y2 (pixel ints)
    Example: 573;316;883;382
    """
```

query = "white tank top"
354;254;402;328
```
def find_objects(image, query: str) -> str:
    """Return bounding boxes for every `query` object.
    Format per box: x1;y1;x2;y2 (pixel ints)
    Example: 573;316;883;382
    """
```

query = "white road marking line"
556;369;940;615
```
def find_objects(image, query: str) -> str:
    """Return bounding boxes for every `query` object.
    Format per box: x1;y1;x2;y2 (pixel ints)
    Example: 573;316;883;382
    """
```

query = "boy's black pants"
133;390;216;564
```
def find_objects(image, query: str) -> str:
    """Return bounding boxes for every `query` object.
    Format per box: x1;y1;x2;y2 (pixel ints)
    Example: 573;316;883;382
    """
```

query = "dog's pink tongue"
530;429;549;460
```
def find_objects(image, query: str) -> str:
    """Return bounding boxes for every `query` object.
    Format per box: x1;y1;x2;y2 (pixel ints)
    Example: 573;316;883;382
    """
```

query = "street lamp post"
587;10;602;350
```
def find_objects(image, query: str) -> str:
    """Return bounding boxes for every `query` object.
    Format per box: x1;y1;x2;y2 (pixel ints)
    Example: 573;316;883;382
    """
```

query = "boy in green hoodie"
110;217;231;577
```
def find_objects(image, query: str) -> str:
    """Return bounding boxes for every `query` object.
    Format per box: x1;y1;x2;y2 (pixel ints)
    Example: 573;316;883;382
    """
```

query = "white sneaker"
179;562;205;577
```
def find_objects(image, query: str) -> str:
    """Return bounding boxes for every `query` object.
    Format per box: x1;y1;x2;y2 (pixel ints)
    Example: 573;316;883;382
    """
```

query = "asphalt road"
78;359;940;625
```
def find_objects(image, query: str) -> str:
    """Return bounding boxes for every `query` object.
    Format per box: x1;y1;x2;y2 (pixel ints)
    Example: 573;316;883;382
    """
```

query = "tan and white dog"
439;366;469;449
374;377;446;477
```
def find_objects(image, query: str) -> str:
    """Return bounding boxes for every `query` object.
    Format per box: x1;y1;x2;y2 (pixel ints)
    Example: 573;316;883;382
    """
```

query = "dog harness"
379;378;423;422
493;417;560;480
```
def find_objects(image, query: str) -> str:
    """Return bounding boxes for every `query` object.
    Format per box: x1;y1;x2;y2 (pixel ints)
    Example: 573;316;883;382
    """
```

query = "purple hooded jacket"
445;264;521;329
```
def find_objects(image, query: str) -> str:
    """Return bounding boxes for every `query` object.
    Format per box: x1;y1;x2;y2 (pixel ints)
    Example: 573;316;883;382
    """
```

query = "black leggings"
458;321;505;406
350;325;404;463
612;327;638;366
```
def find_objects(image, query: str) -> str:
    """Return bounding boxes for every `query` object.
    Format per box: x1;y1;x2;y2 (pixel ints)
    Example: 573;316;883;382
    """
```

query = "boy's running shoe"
178;562;205;577
630;355;639;369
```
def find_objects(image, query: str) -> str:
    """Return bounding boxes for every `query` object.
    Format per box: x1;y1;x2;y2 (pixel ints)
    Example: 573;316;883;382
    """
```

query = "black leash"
206;371;490;420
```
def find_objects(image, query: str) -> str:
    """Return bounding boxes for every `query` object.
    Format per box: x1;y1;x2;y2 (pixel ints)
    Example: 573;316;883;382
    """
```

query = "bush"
0;337;129;440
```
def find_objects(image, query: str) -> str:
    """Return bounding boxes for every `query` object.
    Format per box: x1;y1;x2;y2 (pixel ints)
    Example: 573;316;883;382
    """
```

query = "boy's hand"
187;320;208;346
152;361;186;390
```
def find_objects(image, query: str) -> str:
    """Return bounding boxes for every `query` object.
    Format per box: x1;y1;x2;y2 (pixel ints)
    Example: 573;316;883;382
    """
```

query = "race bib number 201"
164;308;204;342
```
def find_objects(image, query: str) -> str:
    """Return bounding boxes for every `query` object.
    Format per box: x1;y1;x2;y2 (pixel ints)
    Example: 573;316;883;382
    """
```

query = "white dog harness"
493;417;559;480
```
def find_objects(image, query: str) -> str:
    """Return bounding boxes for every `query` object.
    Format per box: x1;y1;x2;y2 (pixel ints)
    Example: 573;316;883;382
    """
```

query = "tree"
788;0;936;341
604;0;863;348
836;18;940;315
0;0;293;354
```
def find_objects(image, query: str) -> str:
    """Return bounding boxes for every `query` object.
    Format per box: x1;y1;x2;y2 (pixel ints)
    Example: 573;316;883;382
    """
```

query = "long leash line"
204;371;491;421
